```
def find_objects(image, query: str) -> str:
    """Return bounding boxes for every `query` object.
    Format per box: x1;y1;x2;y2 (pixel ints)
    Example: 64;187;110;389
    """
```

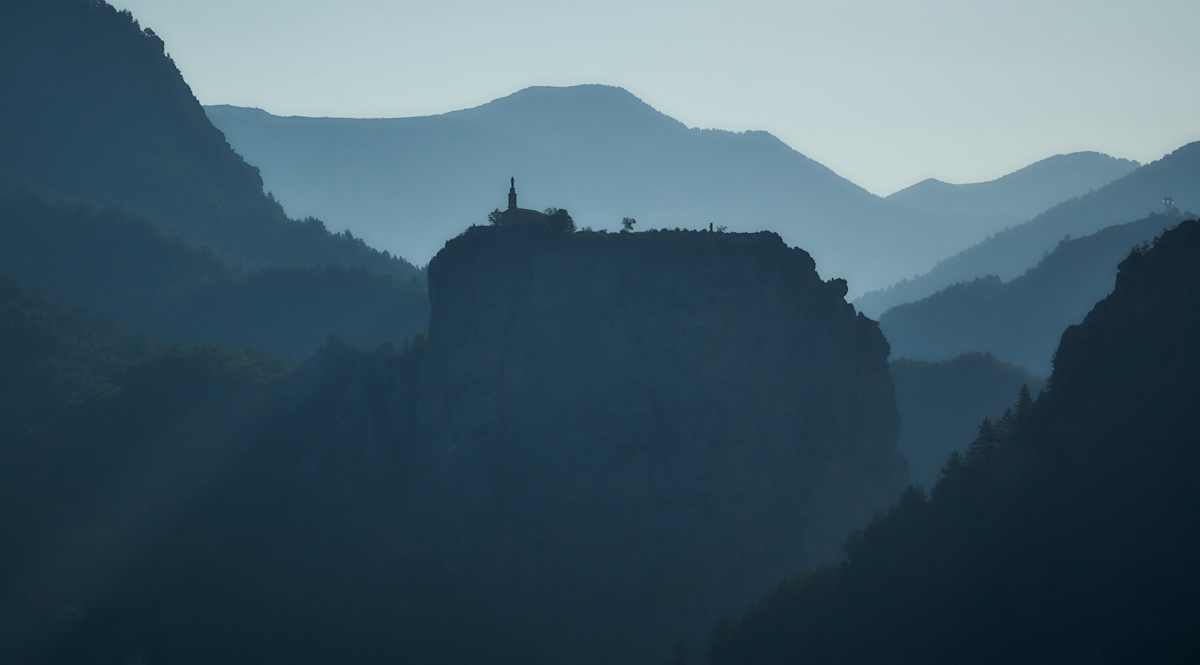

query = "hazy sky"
113;0;1198;196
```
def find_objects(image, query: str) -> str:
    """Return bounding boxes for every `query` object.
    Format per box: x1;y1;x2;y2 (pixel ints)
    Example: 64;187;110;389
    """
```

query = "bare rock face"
412;227;906;664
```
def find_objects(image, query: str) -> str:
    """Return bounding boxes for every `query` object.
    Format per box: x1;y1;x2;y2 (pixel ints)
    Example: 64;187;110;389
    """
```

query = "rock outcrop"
412;227;907;664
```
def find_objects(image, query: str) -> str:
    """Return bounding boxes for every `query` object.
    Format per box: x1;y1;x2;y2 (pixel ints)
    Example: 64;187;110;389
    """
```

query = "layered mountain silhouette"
0;0;428;360
4;2;1200;665
858;143;1200;316
879;210;1187;374
206;91;1131;296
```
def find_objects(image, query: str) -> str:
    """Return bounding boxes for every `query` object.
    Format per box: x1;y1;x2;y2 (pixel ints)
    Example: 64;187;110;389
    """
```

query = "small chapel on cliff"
499;178;552;228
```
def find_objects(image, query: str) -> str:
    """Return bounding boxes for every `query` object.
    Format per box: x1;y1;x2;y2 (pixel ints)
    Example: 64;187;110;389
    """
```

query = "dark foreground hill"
0;0;419;278
0;281;529;665
879;211;1184;374
705;219;1200;665
0;179;428;359
207;93;1126;296
858;142;1200;316
0;228;908;665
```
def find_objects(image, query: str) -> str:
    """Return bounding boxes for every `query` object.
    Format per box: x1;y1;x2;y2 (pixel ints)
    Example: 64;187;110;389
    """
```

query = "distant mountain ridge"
207;89;1131;296
207;91;908;294
858;143;1200;316
887;152;1137;223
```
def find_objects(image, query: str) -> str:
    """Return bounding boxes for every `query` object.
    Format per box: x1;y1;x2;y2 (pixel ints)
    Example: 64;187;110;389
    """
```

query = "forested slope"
0;179;428;359
891;353;1043;488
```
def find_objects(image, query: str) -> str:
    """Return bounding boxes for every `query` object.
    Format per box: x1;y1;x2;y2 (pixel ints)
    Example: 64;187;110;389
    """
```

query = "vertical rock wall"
414;227;907;664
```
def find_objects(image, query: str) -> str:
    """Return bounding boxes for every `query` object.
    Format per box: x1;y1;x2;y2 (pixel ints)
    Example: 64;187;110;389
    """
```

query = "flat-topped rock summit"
411;224;907;663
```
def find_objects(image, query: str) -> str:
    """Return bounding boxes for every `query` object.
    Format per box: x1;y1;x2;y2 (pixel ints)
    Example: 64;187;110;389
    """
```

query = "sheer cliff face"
415;227;906;664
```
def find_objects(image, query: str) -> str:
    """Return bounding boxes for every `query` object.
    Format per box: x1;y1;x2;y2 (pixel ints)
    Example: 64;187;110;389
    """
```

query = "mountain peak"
487;83;652;107
445;84;687;151
885;151;1140;223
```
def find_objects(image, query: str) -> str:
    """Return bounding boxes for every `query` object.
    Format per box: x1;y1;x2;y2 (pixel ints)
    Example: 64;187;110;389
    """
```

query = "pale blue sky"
113;0;1199;196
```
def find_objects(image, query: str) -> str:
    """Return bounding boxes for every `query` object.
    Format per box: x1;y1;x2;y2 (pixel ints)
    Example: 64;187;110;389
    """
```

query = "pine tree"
967;417;1000;467
997;407;1018;440
1015;384;1033;422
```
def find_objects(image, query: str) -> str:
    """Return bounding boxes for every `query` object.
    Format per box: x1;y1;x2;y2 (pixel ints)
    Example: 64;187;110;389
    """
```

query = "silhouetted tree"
622;217;637;232
545;208;575;233
1015;384;1033;420
488;209;503;226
